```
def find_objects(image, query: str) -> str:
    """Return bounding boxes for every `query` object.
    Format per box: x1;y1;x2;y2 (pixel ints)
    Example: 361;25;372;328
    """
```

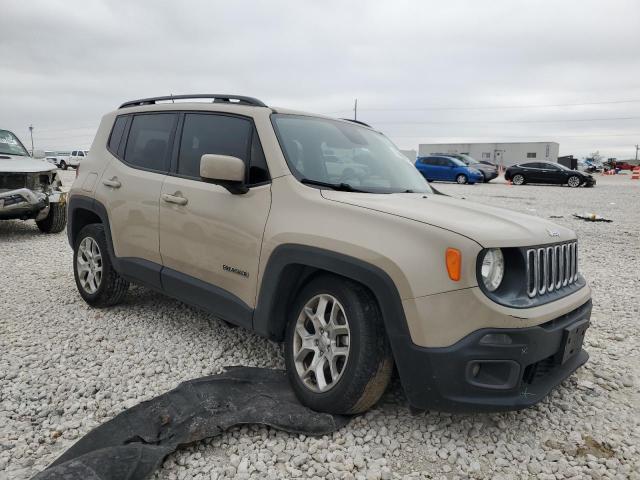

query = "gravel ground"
1;172;639;480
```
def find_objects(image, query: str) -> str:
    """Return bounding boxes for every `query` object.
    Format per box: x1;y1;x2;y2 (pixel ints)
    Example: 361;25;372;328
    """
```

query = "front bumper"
584;177;596;187
482;170;499;181
396;299;591;412
0;188;66;220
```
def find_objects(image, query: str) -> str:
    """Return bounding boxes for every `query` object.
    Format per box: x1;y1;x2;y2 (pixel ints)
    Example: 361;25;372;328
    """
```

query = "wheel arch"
253;244;411;344
67;196;116;259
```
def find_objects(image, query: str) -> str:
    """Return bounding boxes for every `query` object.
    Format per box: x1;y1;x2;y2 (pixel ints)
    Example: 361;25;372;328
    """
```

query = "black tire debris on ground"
32;368;348;480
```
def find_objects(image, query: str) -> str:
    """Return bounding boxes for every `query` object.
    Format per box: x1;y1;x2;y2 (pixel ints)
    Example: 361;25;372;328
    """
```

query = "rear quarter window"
107;116;128;156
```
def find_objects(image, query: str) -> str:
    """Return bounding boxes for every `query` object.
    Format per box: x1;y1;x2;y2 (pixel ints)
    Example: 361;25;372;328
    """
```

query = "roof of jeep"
113;96;373;129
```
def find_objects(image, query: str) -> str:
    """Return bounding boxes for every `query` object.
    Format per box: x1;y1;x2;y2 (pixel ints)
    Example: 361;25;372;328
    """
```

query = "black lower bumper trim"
394;299;592;412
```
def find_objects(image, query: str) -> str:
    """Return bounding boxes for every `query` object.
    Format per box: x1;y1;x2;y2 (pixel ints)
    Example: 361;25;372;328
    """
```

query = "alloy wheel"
292;294;351;392
77;237;103;294
568;176;581;187
512;174;525;185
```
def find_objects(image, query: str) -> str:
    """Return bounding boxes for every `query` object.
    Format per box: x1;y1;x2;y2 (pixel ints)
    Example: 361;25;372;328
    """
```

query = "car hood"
0;154;57;173
321;190;576;248
474;163;497;172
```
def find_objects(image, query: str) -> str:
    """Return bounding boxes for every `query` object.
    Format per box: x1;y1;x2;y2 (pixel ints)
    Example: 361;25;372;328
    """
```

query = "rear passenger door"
417;157;436;180
158;112;271;325
94;113;177;288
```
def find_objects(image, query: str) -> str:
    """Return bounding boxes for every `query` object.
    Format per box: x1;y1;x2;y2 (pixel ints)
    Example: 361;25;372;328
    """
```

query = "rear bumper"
395;299;591;412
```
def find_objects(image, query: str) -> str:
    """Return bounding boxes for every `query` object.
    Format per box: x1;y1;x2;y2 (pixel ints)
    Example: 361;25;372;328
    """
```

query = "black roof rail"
119;94;268;109
340;118;372;128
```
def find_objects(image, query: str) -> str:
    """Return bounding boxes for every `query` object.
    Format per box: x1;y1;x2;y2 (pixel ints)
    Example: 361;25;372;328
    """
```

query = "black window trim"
168;110;271;188
106;114;131;159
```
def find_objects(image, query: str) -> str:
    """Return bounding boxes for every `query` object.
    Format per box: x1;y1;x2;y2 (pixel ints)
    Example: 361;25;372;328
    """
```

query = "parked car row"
412;153;594;188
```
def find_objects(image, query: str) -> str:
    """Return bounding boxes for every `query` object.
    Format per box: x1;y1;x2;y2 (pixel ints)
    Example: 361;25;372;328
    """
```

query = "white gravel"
1;172;639;480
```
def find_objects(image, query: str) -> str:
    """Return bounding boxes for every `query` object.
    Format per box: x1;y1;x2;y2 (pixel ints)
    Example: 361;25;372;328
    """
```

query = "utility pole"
635;144;639;162
354;99;358;121
28;124;34;155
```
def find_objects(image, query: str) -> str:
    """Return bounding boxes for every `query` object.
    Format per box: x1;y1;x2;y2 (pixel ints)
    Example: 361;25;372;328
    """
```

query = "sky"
1;0;639;159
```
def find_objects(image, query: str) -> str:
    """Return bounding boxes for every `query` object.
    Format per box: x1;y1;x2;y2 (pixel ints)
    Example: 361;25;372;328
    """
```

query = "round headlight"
480;248;504;292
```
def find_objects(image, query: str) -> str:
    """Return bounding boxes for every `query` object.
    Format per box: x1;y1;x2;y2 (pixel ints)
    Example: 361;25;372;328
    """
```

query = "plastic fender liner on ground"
33;367;349;480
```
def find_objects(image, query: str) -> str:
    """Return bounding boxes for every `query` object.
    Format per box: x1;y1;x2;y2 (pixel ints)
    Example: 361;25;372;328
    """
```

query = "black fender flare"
253;244;422;389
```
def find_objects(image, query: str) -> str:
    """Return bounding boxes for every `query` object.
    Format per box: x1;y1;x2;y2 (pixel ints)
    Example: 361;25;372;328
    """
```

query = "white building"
400;149;417;160
417;142;559;168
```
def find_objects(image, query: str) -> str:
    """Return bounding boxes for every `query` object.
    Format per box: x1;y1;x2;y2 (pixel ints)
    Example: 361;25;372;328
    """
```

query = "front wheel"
36;202;66;234
284;275;393;414
456;174;468;184
512;174;525;185
567;175;581;188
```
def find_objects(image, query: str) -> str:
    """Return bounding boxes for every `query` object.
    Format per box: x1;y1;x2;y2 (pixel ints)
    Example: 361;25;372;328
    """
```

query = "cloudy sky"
1;0;639;158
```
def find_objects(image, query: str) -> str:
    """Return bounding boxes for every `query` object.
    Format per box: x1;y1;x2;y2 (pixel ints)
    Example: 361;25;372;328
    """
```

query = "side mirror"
200;154;248;194
33;150;46;159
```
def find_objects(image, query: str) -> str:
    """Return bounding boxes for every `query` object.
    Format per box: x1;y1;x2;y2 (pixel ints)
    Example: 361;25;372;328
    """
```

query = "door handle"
161;193;188;206
102;177;121;188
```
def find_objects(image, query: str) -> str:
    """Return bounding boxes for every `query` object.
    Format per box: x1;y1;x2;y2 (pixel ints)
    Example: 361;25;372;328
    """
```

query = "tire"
73;224;129;307
60;160;67;170
36;202;66;234
284;274;393;414
456;174;468;184
512;174;525;185
567;175;581;188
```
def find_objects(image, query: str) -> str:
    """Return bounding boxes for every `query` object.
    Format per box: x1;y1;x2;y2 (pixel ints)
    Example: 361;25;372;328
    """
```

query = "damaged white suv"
0;129;67;233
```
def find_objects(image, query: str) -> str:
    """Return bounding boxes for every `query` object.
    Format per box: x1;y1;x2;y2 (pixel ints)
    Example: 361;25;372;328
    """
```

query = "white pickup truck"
54;150;88;170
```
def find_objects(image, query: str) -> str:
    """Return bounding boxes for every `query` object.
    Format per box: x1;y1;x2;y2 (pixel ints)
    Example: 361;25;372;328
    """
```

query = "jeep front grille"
526;241;578;298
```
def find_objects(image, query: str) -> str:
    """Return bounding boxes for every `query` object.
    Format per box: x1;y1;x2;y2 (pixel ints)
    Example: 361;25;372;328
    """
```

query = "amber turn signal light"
446;248;461;281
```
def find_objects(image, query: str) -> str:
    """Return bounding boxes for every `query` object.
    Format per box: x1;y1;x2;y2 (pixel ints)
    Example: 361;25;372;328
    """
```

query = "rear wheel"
567;175;581;188
74;224;129;307
36;203;66;234
456;174;468;184
284;275;393;414
512;174;525;185
60;160;67;170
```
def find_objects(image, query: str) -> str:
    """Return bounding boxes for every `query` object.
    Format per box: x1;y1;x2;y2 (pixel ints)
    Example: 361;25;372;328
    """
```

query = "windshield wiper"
300;178;368;193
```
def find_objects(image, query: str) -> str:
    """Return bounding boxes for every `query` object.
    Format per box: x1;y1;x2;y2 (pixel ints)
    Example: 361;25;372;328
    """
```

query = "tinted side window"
124;113;176;172
108;116;128;155
71;151;77;156
522;162;540;168
178;114;251;178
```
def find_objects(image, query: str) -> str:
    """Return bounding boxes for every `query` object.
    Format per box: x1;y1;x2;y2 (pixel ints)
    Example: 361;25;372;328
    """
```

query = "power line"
387;133;640;138
375;116;640;125
321;98;640;115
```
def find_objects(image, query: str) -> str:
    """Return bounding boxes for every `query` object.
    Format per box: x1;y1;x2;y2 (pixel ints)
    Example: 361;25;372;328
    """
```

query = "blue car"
415;155;485;184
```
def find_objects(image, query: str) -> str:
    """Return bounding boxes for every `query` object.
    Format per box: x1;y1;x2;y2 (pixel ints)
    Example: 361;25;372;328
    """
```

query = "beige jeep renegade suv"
67;94;591;414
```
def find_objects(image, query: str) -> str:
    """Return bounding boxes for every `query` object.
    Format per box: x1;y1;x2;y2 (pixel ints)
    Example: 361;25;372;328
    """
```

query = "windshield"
552;162;572;171
272;115;432;194
458;153;479;165
0;129;29;157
